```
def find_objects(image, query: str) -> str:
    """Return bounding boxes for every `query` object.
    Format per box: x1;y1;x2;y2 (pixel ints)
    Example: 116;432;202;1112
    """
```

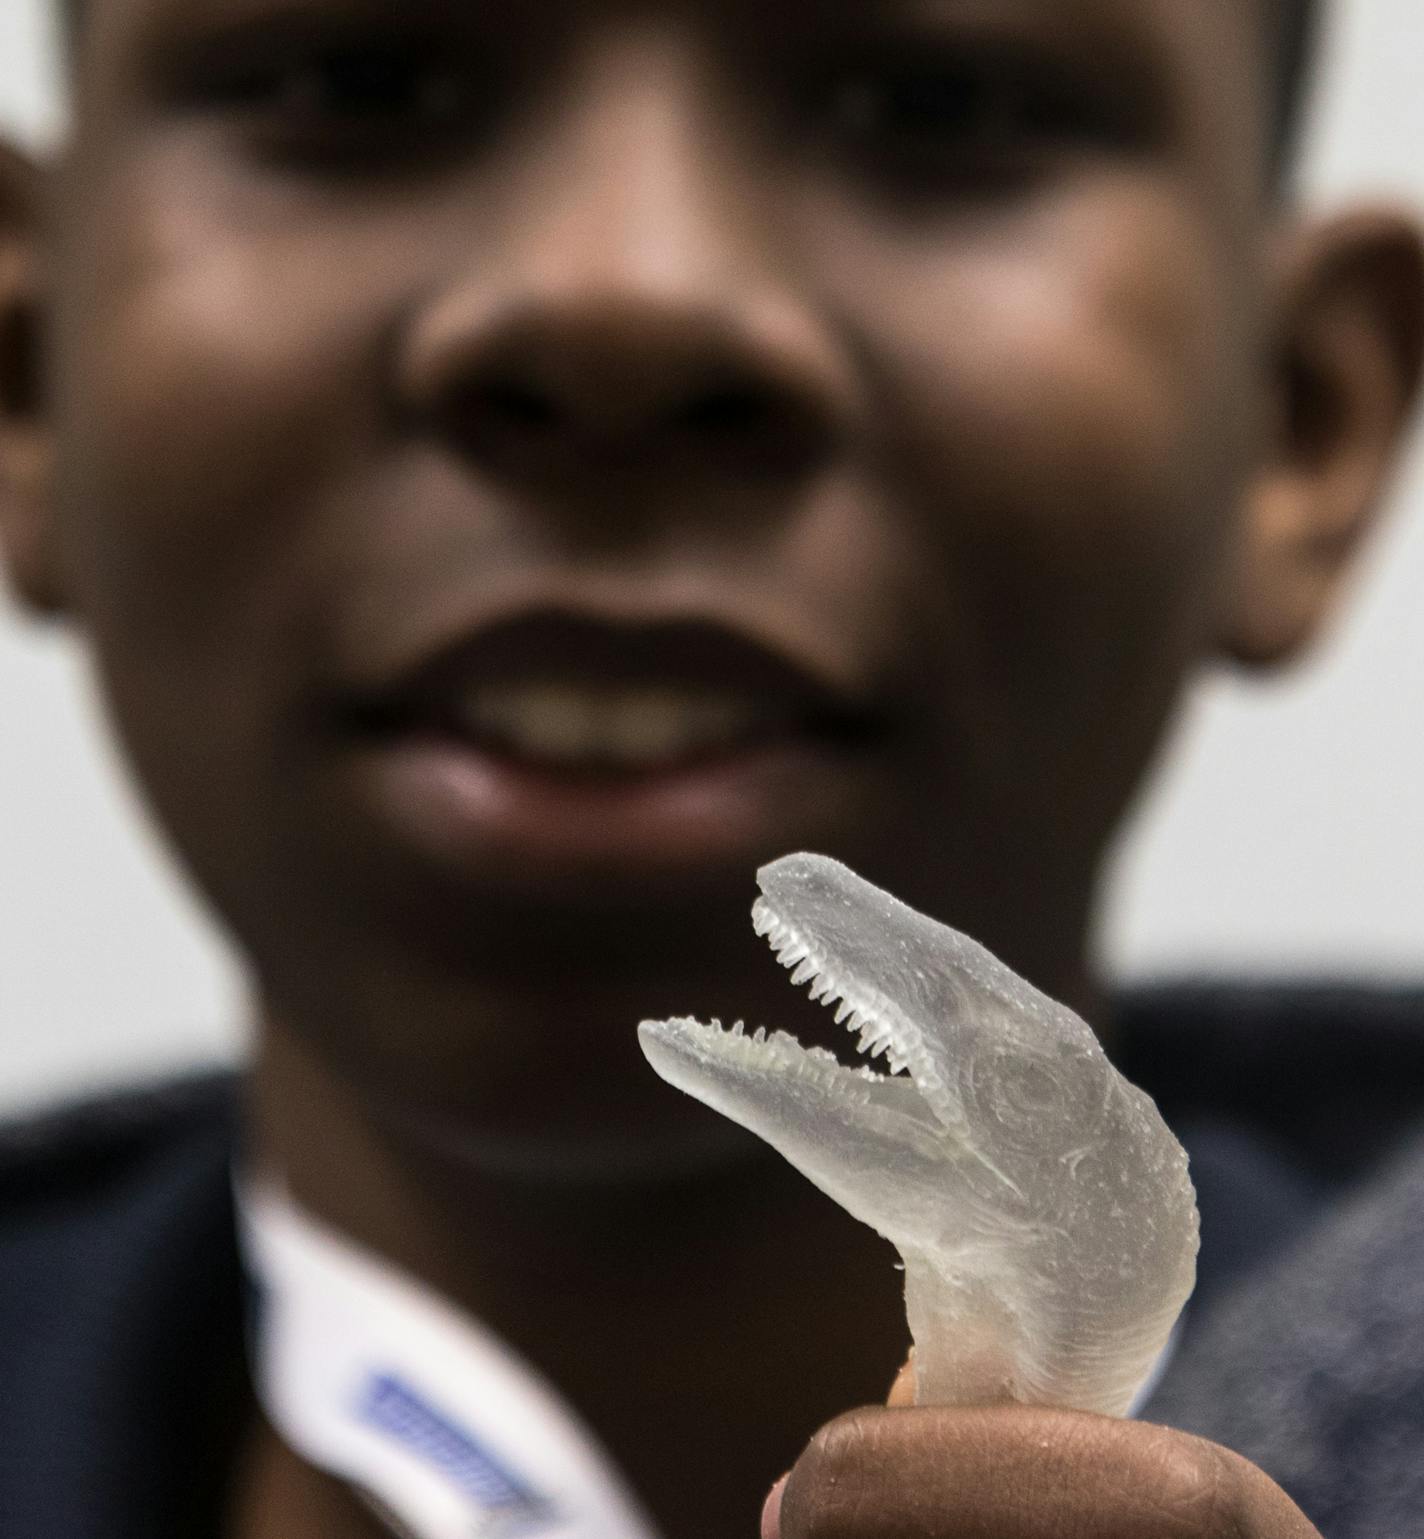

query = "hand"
763;1393;1319;1539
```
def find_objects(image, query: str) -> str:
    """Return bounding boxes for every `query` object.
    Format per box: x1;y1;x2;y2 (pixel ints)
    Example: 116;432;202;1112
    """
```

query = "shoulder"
0;1074;249;1538
1147;1122;1424;1536
1124;984;1424;1533
0;1071;243;1324
1114;980;1424;1179
0;1069;242;1321
0;1070;240;1219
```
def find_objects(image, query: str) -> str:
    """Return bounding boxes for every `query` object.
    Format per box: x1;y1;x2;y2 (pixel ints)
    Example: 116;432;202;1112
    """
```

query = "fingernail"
761;1474;789;1539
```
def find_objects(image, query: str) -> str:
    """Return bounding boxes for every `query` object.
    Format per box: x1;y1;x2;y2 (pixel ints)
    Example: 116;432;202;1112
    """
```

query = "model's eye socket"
816;49;1133;186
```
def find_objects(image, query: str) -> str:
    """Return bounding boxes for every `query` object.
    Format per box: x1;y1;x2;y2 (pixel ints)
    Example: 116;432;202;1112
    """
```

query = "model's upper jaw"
748;853;964;1125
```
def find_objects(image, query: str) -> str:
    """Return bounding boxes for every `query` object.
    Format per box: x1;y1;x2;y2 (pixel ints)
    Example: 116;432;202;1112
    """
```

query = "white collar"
236;1177;663;1539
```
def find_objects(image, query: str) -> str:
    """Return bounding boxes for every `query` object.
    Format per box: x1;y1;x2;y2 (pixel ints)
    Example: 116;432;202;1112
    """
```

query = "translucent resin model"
639;853;1198;1416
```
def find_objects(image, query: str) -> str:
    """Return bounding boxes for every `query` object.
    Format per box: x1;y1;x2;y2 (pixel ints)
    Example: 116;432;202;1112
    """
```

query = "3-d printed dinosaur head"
639;853;1198;1415
642;853;1124;1239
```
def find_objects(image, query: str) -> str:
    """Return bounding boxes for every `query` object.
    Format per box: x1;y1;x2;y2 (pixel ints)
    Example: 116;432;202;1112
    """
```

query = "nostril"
674;384;833;478
674;387;774;437
667;385;833;478
418;315;842;480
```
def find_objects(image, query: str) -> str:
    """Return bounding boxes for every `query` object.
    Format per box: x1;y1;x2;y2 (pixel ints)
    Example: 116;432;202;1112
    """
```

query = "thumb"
761;1353;915;1539
761;1474;789;1539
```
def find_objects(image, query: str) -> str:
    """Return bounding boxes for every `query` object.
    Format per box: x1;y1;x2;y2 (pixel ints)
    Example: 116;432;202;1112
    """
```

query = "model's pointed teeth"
640;1016;920;1108
456;684;762;768
754;897;918;1080
642;1016;827;1080
855;1021;895;1063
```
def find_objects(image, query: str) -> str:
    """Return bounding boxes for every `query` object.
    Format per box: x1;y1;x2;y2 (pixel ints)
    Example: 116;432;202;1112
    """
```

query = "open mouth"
751;891;924;1078
329;616;893;883
640;858;951;1141
459;682;766;771
338;614;886;780
355;679;876;780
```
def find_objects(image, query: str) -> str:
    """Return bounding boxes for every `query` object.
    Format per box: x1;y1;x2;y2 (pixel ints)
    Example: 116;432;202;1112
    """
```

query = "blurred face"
43;0;1275;1110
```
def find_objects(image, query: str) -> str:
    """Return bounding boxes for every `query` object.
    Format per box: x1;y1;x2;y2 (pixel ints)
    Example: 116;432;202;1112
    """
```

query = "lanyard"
236;1179;664;1539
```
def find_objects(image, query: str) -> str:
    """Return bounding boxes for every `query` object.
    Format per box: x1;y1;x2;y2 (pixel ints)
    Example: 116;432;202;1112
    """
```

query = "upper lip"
334;610;887;742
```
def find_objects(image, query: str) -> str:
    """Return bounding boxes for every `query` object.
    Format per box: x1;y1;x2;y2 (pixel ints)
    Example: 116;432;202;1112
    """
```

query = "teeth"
606;689;730;764
467;685;595;764
459;685;758;768
754;897;917;1086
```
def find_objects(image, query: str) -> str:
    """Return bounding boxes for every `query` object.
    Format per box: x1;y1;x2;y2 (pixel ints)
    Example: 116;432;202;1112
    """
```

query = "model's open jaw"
639;856;951;1145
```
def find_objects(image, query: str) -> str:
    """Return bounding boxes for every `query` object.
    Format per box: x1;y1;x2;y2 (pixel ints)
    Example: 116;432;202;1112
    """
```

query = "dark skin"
1;1;1422;1536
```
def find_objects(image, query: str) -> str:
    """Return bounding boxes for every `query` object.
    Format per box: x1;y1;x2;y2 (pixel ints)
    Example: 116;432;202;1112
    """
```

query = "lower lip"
342;730;868;889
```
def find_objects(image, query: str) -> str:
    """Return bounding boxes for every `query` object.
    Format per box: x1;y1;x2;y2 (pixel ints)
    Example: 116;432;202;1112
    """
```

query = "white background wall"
3;2;1423;1113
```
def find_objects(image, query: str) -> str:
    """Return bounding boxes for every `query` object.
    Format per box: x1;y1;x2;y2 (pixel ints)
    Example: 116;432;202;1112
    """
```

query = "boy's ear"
1224;209;1424;668
0;140;63;616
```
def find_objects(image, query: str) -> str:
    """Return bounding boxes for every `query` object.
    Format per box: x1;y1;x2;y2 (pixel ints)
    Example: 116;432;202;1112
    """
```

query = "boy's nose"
395;34;854;487
399;294;850;483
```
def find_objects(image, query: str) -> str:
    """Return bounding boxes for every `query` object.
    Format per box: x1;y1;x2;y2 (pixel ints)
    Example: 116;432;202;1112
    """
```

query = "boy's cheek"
820;188;1260;820
860;213;1251;593
808;171;1256;515
42;195;359;786
51;150;446;533
58;222;362;534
